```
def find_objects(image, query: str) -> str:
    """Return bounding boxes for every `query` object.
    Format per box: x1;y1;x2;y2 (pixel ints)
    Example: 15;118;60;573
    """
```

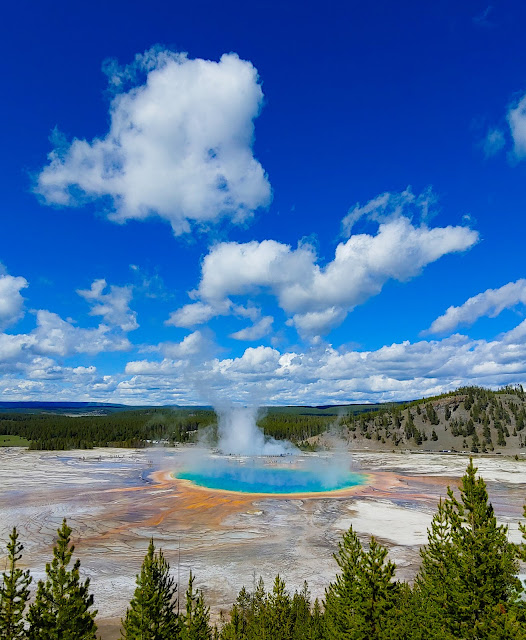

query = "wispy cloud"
482;128;505;157
507;94;526;159
473;5;494;28
424;279;526;335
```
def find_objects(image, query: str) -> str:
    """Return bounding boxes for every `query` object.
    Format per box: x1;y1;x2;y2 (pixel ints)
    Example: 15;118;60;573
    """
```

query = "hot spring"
172;406;367;495
174;457;368;495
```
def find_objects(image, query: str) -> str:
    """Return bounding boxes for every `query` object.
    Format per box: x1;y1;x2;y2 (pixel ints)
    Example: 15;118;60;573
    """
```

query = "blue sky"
1;0;526;404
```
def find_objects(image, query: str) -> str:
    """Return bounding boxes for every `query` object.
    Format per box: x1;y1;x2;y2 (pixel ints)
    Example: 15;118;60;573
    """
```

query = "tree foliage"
0;527;32;640
180;571;212;640
324;528;399;640
26;519;97;640
122;539;180;640
417;459;524;639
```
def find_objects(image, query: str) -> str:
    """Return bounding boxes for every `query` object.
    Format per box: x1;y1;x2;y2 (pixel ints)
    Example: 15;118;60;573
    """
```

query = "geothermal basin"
0;447;525;640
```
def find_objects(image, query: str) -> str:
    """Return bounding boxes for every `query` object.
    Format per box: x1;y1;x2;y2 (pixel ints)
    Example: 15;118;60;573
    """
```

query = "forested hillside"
339;385;526;453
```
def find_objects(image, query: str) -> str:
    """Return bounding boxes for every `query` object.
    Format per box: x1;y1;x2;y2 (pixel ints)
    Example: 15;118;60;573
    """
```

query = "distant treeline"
2;385;525;451
1;461;525;639
0;409;215;450
0;408;333;450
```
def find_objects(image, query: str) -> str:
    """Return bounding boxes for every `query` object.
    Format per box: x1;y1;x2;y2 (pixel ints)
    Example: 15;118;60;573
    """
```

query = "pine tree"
0;527;32;640
26;518;97;640
290;582;311;640
417;459;523;639
412;499;456;640
122;539;180;639
324;526;399;640
219;603;246;640
265;575;292;640
308;598;324;640
520;503;526;562
181;571;212;640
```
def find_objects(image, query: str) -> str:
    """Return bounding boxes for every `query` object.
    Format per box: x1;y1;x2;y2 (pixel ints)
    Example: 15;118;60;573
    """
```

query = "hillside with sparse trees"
327;385;526;454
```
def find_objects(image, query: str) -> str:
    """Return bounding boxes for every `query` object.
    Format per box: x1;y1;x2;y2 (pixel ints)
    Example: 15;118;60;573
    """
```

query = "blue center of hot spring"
175;465;366;494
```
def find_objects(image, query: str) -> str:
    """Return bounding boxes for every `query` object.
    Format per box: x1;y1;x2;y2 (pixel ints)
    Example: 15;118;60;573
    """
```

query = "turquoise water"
175;466;367;494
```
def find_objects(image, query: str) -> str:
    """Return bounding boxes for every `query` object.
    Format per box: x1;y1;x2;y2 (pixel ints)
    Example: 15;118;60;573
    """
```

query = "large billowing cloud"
0;272;28;329
107;318;526;405
170;190;478;336
425;279;526;335
36;50;271;234
1;270;526;403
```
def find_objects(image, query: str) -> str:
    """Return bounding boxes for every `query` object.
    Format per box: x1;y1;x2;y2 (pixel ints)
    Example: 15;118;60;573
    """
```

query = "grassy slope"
0;434;30;446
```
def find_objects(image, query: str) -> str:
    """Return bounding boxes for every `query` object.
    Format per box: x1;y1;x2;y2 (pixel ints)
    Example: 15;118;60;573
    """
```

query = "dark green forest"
1;461;525;639
1;384;525;451
0;408;334;451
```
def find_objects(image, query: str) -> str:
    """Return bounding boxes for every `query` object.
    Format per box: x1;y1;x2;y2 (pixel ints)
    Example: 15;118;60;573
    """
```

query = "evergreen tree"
0;527;32;640
417;459;523;639
122;539;180;640
324;526;399;640
181;571;212;640
26;519;97;640
219;579;266;640
219;603;246;640
219;576;320;640
308;598;324;640
412;499;456;640
290;582;311;640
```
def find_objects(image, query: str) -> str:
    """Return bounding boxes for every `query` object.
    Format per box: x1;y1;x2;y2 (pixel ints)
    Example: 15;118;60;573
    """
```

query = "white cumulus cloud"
0;273;138;365
36;49;271;234
166;302;219;328
85;318;526;406
0;273;28;329
31;310;132;356
425;279;526;335
172;190;478;336
161;330;212;359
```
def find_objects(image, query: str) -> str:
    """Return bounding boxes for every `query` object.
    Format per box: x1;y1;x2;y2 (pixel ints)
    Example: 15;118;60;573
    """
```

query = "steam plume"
216;405;296;456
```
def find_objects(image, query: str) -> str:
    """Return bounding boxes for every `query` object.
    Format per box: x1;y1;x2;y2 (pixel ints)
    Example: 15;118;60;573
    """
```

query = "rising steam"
172;403;361;494
216;405;296;456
